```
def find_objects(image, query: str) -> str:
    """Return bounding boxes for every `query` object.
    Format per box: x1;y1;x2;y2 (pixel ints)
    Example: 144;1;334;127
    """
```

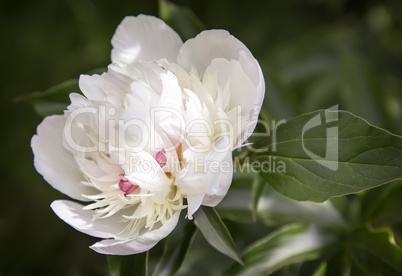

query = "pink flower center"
156;149;167;167
119;179;138;196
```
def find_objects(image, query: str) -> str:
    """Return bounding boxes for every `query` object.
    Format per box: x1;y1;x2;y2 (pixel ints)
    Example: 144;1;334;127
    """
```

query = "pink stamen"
156;149;167;167
119;179;138;196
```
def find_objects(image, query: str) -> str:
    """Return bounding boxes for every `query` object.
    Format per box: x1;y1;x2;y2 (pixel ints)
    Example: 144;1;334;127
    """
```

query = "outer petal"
202;151;233;207
111;15;183;65
90;211;181;255
31;115;97;201
177;30;261;87
177;137;232;219
186;194;205;220
51;200;121;239
78;63;133;102
244;52;265;144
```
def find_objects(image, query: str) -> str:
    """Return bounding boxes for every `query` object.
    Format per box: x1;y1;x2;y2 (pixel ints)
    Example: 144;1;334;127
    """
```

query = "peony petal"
155;71;185;146
177;30;265;144
79;63;133;102
239;50;265;144
203;58;256;113
90;211;181;255
175;165;207;196
111;15;183;65
177;30;260;85
51;200;125;239
238;49;265;109
79;74;107;101
31;115;97;201
178;137;233;218
123;151;172;191
202;151;233;207
186;194;205;220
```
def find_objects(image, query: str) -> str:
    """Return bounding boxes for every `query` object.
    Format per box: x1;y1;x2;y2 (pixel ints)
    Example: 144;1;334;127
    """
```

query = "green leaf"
15;78;79;103
257;184;344;228
193;206;243;265
338;47;385;128
32;101;72;118
224;224;336;276
320;245;399;276
15;67;106;117
312;261;327;276
328;196;349;219
153;219;197;276
15;78;79;117
361;181;402;227
215;171;255;224
349;251;399;276
350;227;402;271
108;251;149;276
322;248;363;276
251;176;266;222
251;109;402;202
216;208;253;225
158;0;205;41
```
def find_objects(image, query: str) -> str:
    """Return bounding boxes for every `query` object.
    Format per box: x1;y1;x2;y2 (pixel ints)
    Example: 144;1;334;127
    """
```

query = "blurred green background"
1;0;401;275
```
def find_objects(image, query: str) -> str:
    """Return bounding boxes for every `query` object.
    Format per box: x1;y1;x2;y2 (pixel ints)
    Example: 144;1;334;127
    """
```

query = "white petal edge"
240;51;265;144
31;115;97;201
78;63;133;102
202;151;233;207
177;29;264;90
182;137;233;219
186;194;205;220
90;211;181;255
111;15;183;65
177;30;265;142
203;58;256;114
51;200;118;239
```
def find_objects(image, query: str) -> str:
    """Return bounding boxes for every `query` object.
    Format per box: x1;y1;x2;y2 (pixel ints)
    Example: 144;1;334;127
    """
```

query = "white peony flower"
31;14;265;255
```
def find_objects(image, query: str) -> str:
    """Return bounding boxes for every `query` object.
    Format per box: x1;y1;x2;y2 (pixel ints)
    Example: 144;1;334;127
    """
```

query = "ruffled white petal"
155;71;185;146
177;30;258;81
31;115;97;201
177;30;265;143
186;194;205;220
79;63;133;102
177;137;232;218
111;15;183;65
239;51;265;142
123;151;173;196
238;48;265;107
202;151;233;207
203;58;256;113
90;211;181;255
51;200;123;239
175;167;207;196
